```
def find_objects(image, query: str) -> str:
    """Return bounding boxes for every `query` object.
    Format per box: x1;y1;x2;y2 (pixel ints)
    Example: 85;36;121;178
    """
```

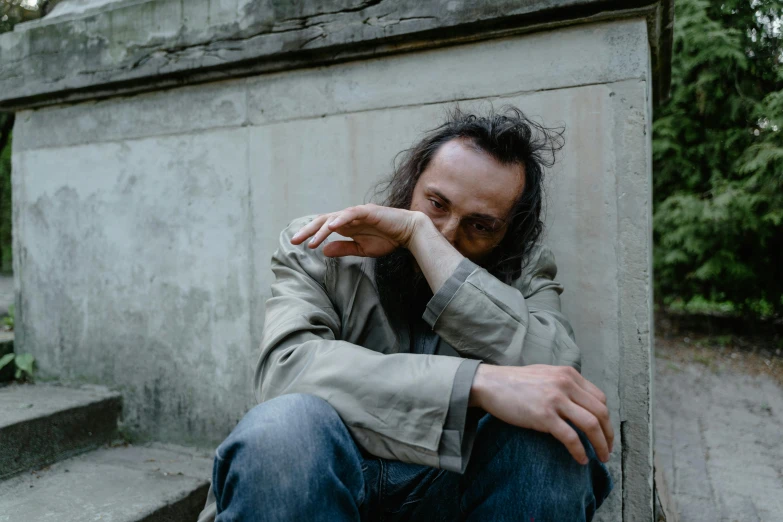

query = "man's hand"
291;204;466;294
471;364;614;465
291;204;426;258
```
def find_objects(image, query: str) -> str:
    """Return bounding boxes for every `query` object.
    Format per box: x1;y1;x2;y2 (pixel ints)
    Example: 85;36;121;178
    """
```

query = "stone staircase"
0;382;212;521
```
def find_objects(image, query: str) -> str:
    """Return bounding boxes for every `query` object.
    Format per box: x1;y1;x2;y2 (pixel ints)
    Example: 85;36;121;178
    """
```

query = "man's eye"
430;199;445;211
472;223;492;234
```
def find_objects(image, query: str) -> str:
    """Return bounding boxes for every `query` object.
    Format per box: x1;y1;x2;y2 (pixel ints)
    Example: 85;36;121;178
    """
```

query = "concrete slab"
0;0;673;109
0;443;212;522
0;274;13;316
14;127;255;447
0;383;121;479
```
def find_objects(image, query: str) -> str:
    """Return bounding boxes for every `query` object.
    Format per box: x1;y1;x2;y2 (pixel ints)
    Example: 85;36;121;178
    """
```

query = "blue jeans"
212;394;613;521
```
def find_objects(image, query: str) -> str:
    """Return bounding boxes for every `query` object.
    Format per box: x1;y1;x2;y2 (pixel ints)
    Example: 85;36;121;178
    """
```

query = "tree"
1;0;47;274
653;0;783;316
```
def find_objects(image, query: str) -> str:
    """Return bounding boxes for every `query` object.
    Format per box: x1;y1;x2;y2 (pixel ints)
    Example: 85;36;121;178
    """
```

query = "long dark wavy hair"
375;105;565;284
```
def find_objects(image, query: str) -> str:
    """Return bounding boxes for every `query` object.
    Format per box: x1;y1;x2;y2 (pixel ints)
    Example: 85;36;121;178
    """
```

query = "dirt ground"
655;328;783;387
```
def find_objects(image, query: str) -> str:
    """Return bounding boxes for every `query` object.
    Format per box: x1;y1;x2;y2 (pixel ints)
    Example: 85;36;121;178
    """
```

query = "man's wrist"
404;211;433;251
406;211;464;294
469;364;490;409
406;212;447;262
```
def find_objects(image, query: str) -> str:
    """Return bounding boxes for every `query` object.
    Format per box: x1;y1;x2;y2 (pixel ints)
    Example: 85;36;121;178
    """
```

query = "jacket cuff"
438;358;482;473
423;257;479;328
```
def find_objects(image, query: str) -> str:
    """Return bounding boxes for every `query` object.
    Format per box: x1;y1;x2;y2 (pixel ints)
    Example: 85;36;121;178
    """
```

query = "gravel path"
655;347;783;522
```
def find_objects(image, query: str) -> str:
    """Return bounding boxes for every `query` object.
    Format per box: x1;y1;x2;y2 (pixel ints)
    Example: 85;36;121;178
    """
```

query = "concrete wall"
12;18;653;520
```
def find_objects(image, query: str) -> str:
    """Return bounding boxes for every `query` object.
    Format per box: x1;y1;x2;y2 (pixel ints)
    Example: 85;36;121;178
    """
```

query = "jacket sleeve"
253;217;466;470
422;246;581;370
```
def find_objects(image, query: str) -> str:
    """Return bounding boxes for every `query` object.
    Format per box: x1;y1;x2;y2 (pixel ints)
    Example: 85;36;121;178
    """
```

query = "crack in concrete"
621;419;628;520
277;0;387;24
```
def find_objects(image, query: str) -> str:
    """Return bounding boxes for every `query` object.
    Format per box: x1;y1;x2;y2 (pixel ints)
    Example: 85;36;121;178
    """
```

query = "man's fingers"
560;402;610;463
577;377;608;406
323;241;362;258
571;388;614;455
559;366;606;405
327;212;352;231
291;215;330;245
549;418;589;465
329;206;370;230
570;370;614;453
308;218;338;249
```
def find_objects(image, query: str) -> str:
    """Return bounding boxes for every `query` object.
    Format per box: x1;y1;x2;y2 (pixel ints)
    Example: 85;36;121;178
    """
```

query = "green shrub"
653;0;783;316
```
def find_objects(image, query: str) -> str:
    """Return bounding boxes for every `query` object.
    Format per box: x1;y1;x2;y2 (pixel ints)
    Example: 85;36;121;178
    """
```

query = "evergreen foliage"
0;1;45;274
653;0;783;316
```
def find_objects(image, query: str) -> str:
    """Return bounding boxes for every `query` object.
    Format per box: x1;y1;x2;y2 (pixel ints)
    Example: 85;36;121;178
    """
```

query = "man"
199;107;613;521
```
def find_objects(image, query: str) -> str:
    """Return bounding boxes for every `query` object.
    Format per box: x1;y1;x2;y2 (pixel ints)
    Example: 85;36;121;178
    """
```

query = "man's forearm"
407;215;465;294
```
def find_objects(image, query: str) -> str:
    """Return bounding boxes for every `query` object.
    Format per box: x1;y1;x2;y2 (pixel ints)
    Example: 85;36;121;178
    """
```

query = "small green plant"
714;335;733;348
3;303;14;330
0;352;35;381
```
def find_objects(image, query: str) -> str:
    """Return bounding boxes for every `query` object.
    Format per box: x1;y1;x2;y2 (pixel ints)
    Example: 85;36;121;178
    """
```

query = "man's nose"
439;217;460;246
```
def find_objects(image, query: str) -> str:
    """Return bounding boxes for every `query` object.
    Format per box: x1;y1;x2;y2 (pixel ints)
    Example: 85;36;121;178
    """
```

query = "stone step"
0;443;213;522
0;383;122;479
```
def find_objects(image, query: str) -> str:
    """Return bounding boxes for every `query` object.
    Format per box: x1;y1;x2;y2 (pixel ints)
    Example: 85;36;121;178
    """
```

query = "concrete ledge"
15;19;651;151
0;383;122;479
0;0;673;110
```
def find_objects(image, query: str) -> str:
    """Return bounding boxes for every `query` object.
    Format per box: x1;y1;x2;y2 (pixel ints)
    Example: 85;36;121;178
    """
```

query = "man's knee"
468;416;612;518
212;393;366;518
216;393;346;472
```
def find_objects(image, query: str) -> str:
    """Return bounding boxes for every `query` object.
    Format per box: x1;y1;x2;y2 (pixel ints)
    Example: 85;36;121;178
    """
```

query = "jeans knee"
470;416;612;516
212;394;366;518
216;393;345;471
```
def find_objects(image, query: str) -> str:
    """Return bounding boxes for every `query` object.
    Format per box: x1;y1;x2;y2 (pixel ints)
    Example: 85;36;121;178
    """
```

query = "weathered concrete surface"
14;19;651;151
655;358;783;522
0;274;13;316
615;50;655;520
14;127;254;447
0;383;122;479
10;14;656;522
0;443;212;522
0;0;673;109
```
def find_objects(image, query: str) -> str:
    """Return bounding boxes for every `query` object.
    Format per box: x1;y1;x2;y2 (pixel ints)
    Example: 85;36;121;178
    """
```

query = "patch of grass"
666;296;737;315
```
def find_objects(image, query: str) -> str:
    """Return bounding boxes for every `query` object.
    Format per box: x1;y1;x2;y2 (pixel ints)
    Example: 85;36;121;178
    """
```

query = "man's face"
410;138;525;264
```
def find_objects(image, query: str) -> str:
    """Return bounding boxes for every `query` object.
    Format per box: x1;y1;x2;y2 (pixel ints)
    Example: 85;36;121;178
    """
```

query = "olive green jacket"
198;215;580;521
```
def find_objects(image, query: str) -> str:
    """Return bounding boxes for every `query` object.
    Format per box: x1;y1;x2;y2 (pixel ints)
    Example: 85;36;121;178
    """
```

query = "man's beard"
374;248;433;322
